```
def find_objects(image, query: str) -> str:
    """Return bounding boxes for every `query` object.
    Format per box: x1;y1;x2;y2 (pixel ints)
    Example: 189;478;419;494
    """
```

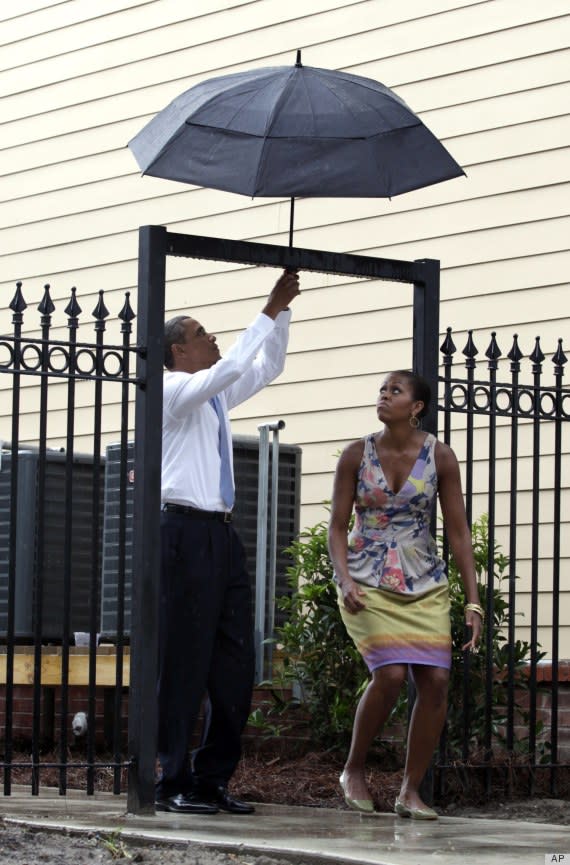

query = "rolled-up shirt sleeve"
225;309;291;410
164;312;276;419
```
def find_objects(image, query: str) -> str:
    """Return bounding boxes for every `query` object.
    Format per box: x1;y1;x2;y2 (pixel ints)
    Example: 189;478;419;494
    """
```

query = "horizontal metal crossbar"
165;232;426;284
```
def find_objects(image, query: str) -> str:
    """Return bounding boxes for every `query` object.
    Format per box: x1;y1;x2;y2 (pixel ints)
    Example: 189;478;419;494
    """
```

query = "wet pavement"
1;787;568;865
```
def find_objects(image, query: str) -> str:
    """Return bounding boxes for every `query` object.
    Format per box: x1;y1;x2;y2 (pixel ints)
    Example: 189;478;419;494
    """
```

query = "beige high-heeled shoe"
339;771;374;813
394;796;438;820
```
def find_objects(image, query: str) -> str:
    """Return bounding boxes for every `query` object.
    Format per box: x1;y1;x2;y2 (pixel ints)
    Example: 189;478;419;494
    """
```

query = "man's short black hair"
164;315;190;369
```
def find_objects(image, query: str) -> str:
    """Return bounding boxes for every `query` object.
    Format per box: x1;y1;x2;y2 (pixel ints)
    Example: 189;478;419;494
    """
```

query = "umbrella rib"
215;72;288;134
315;73;416;136
251;66;298;195
142;122;190;175
296;69;318;137
317;66;413;110
262;66;297;137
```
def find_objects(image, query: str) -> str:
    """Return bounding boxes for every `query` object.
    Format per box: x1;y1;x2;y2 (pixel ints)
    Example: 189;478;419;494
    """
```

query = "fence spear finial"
10;281;27;314
552;338;567;370
507;333;523;366
529;335;545;367
440;326;456;357
92;289;110;325
462;330;478;364
118;291;136;324
485;331;502;366
38;283;55;316
65;286;82;320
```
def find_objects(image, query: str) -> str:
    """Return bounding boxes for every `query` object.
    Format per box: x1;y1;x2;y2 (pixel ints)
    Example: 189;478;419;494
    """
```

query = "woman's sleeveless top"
342;432;447;595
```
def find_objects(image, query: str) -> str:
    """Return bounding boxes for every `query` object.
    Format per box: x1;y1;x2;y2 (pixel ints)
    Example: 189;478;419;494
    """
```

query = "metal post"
254;425;270;683
128;225;167;814
413;258;440;437
254;420;285;683
411;258;440;805
267;420;285;678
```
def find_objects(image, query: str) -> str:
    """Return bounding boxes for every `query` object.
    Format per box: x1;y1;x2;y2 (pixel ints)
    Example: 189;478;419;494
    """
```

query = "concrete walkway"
1;788;568;865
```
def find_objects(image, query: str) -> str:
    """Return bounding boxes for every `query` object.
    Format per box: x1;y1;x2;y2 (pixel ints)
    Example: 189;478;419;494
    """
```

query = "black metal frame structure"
128;225;441;811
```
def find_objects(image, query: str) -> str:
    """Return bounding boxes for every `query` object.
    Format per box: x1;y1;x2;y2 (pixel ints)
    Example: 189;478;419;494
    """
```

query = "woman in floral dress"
328;370;483;819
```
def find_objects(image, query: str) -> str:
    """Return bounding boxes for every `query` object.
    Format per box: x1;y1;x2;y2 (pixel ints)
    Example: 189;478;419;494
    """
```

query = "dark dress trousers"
156;510;255;799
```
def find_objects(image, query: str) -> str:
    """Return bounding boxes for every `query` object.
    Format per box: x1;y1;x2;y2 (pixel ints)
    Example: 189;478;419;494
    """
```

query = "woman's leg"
398;664;449;809
342;664;407;800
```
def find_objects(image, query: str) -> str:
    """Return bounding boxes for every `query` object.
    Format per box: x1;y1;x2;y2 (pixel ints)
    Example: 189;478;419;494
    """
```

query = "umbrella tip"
295;49;302;67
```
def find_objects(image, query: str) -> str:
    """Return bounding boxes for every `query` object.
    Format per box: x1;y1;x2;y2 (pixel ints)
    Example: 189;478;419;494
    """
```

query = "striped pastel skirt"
337;583;451;672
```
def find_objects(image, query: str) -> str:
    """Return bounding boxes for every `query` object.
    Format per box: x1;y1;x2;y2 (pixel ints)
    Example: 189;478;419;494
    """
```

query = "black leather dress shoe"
205;785;255;814
155;793;219;814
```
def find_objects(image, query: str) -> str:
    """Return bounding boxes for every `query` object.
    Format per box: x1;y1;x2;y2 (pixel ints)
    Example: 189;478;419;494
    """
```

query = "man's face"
172;317;221;372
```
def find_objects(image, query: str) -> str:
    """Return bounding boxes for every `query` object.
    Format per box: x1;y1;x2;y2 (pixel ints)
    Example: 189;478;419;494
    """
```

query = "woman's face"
376;374;423;424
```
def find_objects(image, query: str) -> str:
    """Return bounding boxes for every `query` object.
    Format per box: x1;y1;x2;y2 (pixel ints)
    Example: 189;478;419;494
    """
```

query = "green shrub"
444;513;546;761
254;515;403;752
270;518;369;750
253;510;544;760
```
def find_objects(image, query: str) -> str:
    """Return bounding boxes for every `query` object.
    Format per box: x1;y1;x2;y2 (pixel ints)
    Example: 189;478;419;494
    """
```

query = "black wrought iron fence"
437;327;570;796
0;282;139;797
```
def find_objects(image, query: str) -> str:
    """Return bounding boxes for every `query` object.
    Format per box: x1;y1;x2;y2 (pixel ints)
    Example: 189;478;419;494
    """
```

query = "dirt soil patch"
0;822;298;865
232;749;570;824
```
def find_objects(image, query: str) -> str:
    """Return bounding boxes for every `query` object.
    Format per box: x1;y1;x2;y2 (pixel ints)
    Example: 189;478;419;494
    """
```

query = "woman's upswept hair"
391;370;431;419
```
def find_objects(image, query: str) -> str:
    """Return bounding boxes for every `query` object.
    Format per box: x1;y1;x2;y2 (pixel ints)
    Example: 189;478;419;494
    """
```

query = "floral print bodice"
342;432;447;594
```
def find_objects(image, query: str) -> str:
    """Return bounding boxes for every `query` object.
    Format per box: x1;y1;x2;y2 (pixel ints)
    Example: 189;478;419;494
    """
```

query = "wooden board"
0;648;130;687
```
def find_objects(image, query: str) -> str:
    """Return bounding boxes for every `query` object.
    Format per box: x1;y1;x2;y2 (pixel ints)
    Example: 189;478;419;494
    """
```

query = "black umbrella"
128;51;465;245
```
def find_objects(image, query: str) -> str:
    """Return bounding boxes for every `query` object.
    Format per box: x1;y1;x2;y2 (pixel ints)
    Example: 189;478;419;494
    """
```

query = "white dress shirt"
161;309;291;512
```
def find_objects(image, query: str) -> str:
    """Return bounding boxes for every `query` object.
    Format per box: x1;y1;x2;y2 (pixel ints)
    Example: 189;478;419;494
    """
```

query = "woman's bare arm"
328;440;367;613
436;441;482;649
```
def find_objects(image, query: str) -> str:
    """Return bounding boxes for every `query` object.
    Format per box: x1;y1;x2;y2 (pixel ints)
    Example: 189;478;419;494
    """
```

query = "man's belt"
162;502;233;523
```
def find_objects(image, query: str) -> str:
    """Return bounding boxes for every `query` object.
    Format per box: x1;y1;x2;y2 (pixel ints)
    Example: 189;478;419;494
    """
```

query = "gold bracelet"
464;602;485;623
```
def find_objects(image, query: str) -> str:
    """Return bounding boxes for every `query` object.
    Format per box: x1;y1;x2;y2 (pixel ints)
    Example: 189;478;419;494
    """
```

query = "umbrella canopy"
128;53;464;239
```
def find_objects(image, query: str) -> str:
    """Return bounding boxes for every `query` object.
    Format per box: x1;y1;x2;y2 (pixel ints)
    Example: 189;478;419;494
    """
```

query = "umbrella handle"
288;197;295;248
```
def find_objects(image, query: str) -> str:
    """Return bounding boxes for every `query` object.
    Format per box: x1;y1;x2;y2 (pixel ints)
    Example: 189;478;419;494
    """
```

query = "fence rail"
438;327;569;797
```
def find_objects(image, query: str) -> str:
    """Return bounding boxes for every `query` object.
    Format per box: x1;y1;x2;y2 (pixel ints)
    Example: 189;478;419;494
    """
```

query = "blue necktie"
209;395;234;510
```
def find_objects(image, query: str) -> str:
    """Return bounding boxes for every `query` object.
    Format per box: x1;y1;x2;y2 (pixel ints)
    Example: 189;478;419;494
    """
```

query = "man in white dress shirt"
156;269;300;815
